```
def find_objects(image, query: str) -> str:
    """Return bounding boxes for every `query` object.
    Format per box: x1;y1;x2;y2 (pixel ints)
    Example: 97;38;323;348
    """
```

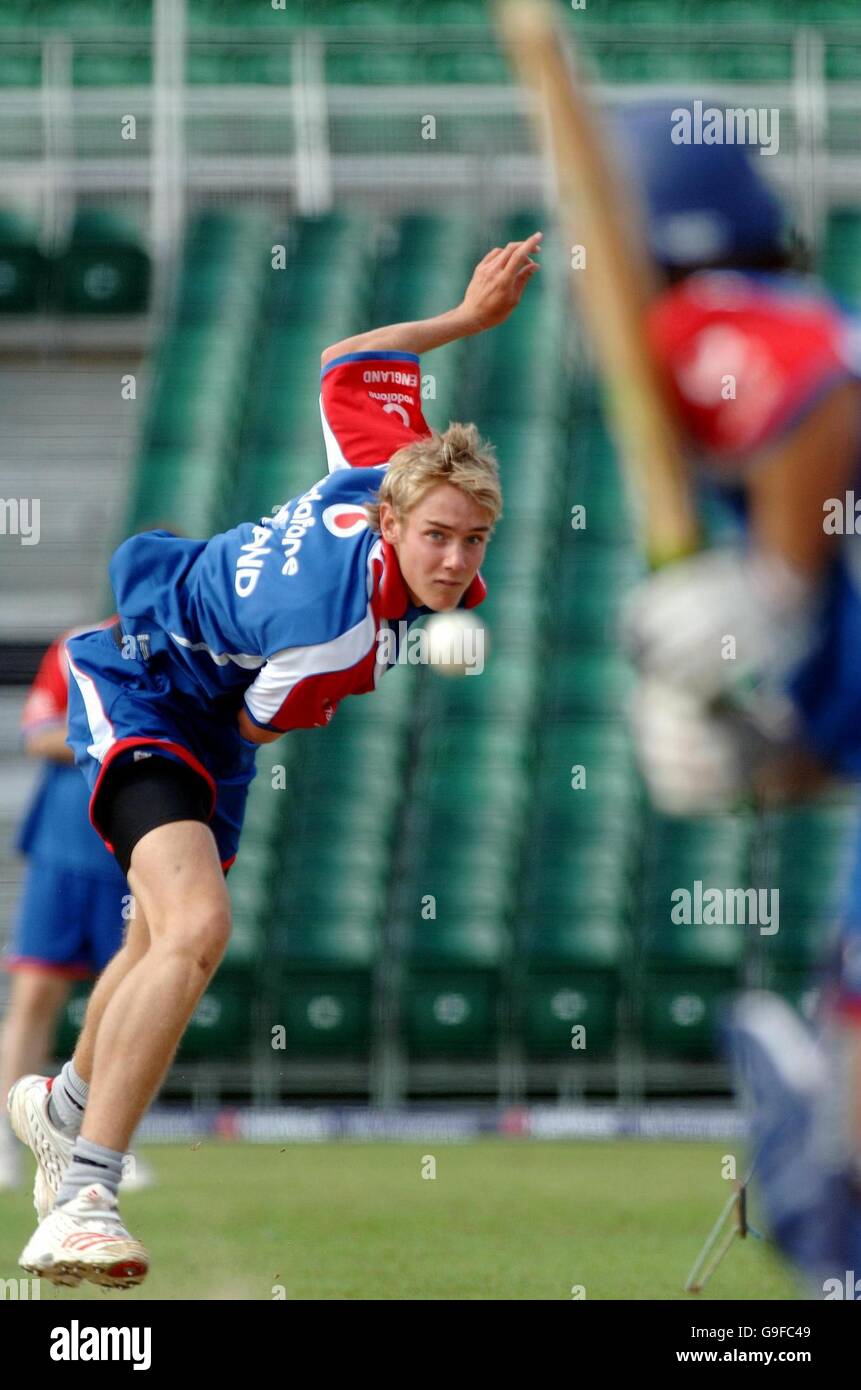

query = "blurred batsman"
618;103;861;1291
7;234;541;1288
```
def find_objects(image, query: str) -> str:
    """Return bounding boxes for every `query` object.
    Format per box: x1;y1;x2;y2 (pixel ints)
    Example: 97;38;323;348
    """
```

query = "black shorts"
95;755;214;877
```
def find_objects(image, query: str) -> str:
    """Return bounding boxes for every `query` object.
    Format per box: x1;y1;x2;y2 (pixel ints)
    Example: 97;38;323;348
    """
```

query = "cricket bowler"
8;233;541;1287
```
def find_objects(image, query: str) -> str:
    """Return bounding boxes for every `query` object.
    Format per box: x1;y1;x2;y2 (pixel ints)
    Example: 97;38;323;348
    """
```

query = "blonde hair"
365;421;502;533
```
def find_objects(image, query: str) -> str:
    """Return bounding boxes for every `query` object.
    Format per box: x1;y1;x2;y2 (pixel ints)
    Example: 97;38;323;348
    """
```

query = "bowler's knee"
158;902;232;979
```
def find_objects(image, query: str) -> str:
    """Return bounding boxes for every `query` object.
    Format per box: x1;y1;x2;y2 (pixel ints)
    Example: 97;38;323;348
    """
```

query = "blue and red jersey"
648;270;861;463
95;351;486;739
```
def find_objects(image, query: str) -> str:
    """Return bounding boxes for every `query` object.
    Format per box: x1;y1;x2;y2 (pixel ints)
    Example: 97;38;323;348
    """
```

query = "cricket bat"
496;0;699;568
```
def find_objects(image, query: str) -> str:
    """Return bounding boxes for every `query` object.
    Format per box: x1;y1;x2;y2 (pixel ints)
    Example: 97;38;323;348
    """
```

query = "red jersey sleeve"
21;636;69;736
647;272;857;464
319;351;431;471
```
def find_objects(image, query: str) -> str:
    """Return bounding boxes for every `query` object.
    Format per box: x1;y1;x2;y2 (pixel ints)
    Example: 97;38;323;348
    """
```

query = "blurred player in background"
0;622;151;1196
8;234;541;1288
616;102;861;1291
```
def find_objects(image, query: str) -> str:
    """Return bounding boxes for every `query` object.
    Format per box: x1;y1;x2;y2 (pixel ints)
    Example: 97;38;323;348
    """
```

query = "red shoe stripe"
62;1232;124;1249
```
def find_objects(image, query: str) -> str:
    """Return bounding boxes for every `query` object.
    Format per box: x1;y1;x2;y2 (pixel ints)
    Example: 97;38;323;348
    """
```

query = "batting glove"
621;547;819;708
628;677;774;816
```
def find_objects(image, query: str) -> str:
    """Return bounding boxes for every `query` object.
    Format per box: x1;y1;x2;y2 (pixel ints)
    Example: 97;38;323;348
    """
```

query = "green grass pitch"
0;1140;798;1301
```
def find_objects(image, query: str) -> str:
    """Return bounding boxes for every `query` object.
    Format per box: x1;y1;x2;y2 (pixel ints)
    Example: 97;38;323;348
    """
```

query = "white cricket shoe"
7;1074;74;1221
18;1181;149;1289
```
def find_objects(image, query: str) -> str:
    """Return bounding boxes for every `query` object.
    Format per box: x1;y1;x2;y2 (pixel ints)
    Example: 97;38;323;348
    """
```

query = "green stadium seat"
425;50;509;84
72;49;152;86
125;448;223;535
642;921;744;970
146;384;236;448
642;813;751;888
774;868;846;924
274;913;378;1056
719;806;853;976
403;976;499;1056
0;209;46;312
319;0;408;25
0;1;41;27
273;975;373;1056
478;521;551;586
704;46;793;81
520;974;620;1058
546;652;635;720
522;918;625;970
524;845;631;916
559;590;621;647
419;718;529;771
279;922;380;970
588;46;693;85
537;722;635;782
49;0;151;27
187;0;306;26
826;47;861;82
327;47;423;85
186;52;228;85
433;658;537;722
532;743;638;830
414;0;489;23
186;46;294;85
404;867;515;922
411;815;519;872
477;582;548;636
567;444;634;544
407;919;509;969
419;747;529;799
176;968;255;1060
51;209;150;314
699;0;784;20
761;918;831;969
280;877;389;923
802;0;861;17
640;972;734;1059
0;48;41;86
393;212;478;261
175;270;261;326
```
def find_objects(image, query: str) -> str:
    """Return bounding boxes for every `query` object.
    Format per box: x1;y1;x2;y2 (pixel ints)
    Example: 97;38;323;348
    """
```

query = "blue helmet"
614;100;788;269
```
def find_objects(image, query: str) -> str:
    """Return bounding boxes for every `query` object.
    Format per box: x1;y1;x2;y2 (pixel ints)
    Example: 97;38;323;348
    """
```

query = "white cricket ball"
423;610;488;678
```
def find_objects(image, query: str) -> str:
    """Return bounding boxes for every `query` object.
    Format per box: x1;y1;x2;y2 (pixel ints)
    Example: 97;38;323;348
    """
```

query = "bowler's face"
380;484;492;610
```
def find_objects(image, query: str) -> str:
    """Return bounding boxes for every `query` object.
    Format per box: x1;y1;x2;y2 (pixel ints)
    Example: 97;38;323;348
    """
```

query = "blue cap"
615;100;787;268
